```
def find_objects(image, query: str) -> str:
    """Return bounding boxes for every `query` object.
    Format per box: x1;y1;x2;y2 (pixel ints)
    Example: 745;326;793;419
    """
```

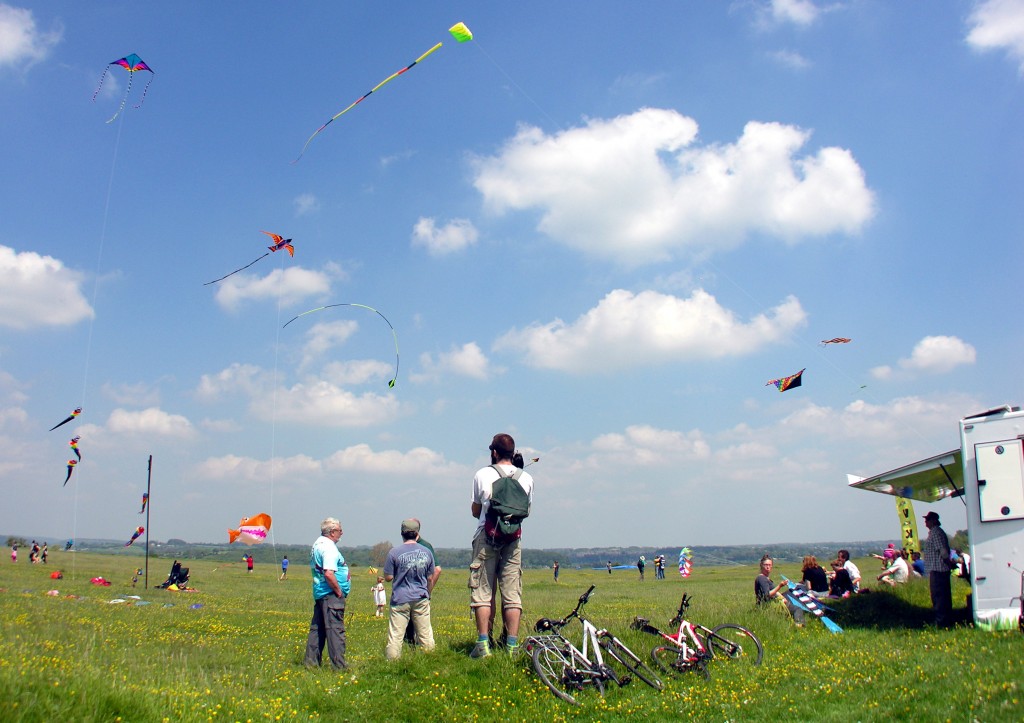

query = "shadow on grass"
825;587;972;629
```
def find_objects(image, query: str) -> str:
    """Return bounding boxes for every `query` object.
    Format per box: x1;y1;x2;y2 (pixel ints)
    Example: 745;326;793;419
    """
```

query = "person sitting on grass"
910;551;925;577
877;550;910;586
800;555;830;597
755;555;805;627
831;550;862;592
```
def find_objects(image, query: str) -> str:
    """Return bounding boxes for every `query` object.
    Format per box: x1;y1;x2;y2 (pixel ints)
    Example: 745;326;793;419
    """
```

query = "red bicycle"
632;593;763;680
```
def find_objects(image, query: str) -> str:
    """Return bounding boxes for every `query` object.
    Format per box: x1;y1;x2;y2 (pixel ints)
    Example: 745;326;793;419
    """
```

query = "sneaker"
469;641;491;659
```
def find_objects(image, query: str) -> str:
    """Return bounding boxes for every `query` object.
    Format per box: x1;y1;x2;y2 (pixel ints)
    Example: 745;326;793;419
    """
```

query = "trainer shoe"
469;641;491;659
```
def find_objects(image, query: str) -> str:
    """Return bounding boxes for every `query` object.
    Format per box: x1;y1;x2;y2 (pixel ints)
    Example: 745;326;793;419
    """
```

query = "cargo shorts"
468;530;523;610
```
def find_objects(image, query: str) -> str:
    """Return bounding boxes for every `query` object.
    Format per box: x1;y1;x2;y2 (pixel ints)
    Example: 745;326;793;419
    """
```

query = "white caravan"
848;405;1024;631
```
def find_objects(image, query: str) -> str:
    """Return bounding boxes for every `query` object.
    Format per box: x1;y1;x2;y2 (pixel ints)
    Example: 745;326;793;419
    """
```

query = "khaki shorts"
468;530;523;610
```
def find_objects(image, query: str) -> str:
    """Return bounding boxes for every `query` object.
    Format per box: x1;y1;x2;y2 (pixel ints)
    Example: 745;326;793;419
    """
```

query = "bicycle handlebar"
533;586;597;633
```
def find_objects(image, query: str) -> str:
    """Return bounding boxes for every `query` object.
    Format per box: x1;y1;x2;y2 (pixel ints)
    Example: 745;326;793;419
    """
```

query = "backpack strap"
491;464;522;481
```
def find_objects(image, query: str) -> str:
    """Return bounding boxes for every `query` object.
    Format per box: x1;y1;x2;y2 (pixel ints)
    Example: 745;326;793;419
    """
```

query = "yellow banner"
896;497;919;554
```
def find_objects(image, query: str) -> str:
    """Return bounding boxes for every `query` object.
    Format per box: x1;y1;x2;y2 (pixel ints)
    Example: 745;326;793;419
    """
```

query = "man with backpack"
468;433;534;658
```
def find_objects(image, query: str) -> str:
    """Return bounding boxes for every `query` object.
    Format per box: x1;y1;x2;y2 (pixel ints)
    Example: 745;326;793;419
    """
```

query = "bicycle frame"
527;585;624;684
635;594;709;660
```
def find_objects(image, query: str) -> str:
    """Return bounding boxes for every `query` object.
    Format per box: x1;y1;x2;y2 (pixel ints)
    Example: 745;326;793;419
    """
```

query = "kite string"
268;258;285;566
70;110;125;581
470;40;563;132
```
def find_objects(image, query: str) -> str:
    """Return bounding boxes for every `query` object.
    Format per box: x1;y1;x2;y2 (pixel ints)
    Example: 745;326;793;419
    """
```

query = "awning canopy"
847;449;963;502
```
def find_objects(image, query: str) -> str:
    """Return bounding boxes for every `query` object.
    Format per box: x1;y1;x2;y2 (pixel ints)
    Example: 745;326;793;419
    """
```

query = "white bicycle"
524;585;663;705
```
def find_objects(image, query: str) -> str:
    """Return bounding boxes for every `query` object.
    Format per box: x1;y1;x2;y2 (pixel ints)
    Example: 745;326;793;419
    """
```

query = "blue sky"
1;1;1022;550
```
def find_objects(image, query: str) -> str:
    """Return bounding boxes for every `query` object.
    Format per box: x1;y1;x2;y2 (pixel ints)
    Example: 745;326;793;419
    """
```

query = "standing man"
246;554;254;574
637;556;646;581
922;511;953;626
468;432;535;658
279;556;289;581
403;518;442;645
553;560;560;583
304;517;350;669
385;519;436;660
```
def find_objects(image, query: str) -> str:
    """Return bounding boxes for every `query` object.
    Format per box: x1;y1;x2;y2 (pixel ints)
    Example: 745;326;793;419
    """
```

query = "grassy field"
0;550;1019;722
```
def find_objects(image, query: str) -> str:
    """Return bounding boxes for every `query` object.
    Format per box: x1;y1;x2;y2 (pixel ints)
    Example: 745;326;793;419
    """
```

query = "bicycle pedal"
617;675;632;687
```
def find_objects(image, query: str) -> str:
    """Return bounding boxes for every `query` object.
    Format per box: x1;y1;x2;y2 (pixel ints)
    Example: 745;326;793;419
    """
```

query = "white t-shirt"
884;557;909;583
844;560;862;591
472;463;534;537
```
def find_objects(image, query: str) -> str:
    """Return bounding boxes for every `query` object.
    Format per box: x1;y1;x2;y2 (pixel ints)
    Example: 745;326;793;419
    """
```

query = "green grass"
1;552;1019;721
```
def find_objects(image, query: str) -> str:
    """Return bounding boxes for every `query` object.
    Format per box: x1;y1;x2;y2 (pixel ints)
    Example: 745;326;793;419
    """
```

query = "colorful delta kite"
283;303;400;388
228;513;272;545
63;459;77;487
293;22;473;162
678;547;693;578
50;407;81;431
92;53;154;123
781;577;843;633
125;526;145;547
204;232;295;285
69;436;81;461
820;337;852;346
139;492;149;515
765;369;805;392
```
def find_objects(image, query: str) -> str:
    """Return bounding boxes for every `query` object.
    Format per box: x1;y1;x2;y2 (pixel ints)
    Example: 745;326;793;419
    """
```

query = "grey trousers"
305;593;346;668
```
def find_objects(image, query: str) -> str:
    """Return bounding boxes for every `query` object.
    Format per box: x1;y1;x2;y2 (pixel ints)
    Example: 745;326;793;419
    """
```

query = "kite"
228;513;272;545
765;369;805;392
50;407;81;431
292;21;475;160
63;459;77;487
92;53;155;123
678;547;693;578
283;303;400;388
820;337;852;346
449;22;474;42
781;577;843;633
69;436;81;461
204;232;295;285
125;526;145;547
139;492;149;515
367;566;379;576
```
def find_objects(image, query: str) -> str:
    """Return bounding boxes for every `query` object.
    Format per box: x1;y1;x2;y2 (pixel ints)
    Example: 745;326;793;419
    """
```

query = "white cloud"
101;381;161;407
495;289;807;372
293;193;320;216
588;425;711;466
196;363;268;400
298;320;359;369
414;342;493;382
966;0;1024;73
253;380;399;427
325;443;465;477
0;246;93;329
197;453;322;482
0;4;62;69
473;109;874;265
768;0;820;26
768;49;812;70
213;266;333;312
900;336;977;374
872;336;976;379
411;217;479;256
321;359;395;386
107;407;196;438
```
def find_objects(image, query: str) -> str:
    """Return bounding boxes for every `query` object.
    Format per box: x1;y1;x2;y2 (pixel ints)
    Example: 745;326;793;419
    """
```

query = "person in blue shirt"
304;517;350;669
384;519;436;659
279;556;289;581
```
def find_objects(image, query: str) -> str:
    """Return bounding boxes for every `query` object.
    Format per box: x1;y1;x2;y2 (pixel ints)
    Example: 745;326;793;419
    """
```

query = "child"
372;576;386;617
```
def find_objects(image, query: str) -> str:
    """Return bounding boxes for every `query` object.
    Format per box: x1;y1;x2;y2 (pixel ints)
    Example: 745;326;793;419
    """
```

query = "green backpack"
484;465;530;546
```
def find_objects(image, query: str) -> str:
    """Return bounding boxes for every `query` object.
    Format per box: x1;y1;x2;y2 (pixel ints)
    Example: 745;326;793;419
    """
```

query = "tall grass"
0;551;1018;721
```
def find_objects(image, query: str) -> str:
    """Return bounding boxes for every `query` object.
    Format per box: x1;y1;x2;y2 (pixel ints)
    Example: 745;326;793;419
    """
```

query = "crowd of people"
753;510;966;628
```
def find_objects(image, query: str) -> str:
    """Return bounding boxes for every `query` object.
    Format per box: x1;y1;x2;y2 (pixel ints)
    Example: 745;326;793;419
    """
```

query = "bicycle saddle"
534;618;556;632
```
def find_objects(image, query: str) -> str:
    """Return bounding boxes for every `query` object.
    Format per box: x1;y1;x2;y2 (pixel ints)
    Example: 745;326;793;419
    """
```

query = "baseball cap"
401;518;420;533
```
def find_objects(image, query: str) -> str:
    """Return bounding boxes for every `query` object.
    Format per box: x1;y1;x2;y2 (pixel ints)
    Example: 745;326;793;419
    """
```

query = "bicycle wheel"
704;624;763;667
532;643;604;705
600;638;664;690
651;645;710;680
